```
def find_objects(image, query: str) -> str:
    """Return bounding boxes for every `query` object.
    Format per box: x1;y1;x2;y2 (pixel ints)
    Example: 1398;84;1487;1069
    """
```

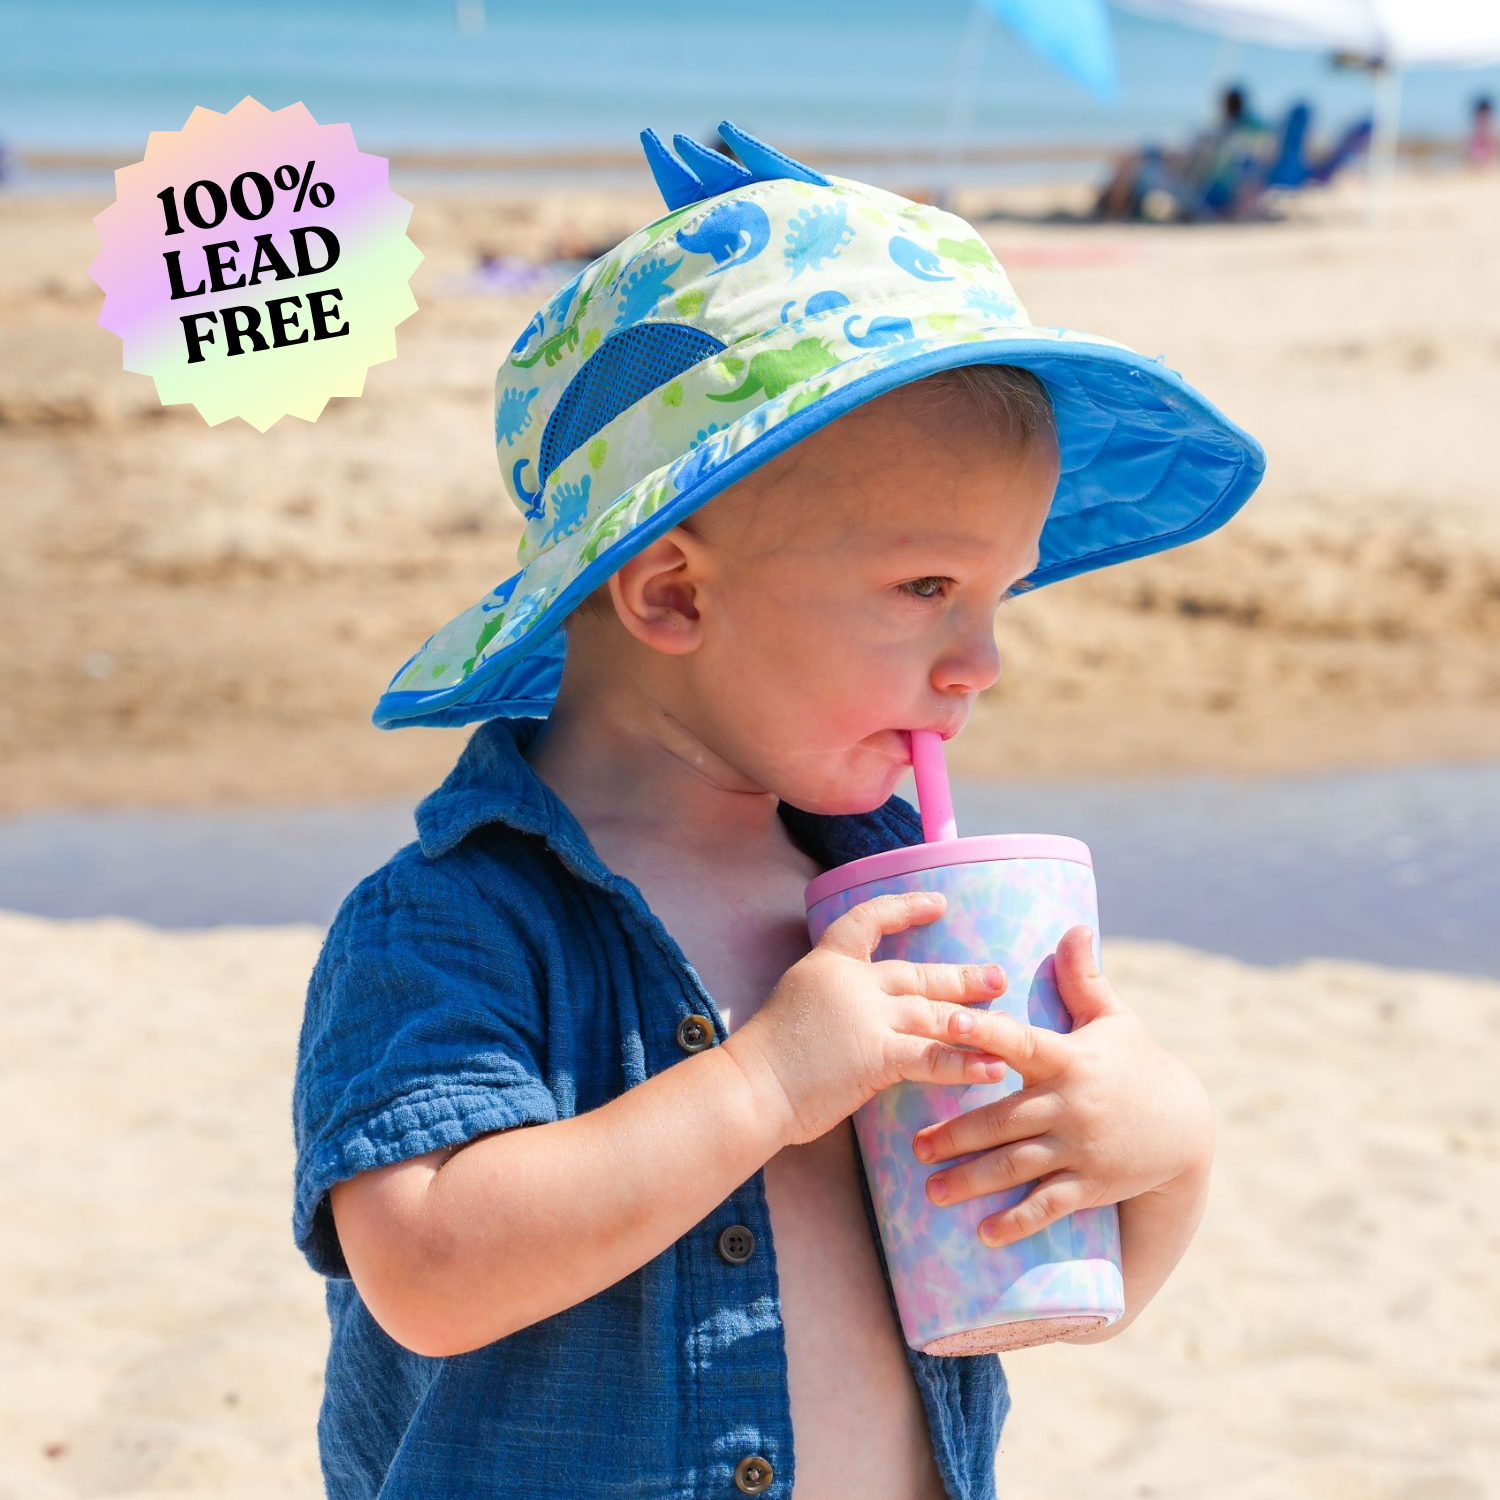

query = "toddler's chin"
781;746;908;818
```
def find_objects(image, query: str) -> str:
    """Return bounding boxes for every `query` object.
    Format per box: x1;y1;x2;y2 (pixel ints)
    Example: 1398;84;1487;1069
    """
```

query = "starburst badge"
88;96;422;432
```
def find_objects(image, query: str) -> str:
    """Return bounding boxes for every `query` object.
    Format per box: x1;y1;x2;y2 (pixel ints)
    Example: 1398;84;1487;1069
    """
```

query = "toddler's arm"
330;1032;786;1358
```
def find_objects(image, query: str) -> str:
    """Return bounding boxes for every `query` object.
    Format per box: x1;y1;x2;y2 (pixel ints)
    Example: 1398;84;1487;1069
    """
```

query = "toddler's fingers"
905;1035;1012;1089
923;999;1059;1082
818;891;949;962
874;956;1007;1004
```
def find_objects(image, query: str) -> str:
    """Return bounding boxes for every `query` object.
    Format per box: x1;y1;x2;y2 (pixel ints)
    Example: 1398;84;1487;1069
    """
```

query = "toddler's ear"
605;533;709;654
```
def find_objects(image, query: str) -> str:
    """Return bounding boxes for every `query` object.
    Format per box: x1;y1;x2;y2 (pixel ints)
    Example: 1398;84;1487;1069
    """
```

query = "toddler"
292;120;1265;1500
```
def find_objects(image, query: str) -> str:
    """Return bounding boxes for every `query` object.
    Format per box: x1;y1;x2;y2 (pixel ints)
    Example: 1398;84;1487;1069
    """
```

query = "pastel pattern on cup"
808;849;1123;1353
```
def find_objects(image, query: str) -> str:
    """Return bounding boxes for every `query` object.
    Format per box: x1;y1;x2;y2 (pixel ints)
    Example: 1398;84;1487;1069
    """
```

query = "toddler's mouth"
881;725;956;762
894;724;958;745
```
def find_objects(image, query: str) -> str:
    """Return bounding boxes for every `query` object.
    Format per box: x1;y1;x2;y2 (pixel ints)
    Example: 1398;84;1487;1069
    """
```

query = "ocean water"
1;761;1495;979
3;0;1496;187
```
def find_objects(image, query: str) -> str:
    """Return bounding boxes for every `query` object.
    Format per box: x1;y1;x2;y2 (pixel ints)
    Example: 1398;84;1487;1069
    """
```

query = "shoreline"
4;135;1472;200
7;132;1469;172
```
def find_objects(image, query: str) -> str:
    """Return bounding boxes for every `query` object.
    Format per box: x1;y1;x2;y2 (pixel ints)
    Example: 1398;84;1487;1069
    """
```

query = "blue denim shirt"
292;713;1012;1499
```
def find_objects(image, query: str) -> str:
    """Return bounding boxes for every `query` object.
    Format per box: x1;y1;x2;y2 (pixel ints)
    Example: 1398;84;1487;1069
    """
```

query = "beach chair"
1105;100;1329;223
1178;101;1308;219
1260;102;1314;190
1306;117;1374;185
1215;105;1370;217
1261;112;1372;194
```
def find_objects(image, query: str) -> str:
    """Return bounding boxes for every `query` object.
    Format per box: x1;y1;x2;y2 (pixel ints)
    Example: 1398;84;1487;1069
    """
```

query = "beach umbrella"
1110;1;1500;218
979;0;1120;98
935;0;1118;205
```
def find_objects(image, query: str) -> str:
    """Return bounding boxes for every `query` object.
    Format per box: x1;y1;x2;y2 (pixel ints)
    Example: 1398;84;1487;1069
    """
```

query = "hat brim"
373;325;1265;730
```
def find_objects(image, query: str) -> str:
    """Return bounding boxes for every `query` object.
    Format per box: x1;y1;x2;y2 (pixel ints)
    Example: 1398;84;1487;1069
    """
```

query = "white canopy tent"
1110;0;1500;63
1113;1;1500;218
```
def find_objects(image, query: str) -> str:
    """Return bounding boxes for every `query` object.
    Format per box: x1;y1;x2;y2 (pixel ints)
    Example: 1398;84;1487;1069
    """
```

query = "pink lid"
803;833;1093;912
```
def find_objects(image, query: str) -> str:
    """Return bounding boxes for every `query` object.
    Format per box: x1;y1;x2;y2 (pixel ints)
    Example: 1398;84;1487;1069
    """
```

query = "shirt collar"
414;714;925;878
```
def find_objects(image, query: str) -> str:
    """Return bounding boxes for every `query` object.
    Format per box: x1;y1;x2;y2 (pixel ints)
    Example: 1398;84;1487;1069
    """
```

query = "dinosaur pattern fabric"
374;119;1265;729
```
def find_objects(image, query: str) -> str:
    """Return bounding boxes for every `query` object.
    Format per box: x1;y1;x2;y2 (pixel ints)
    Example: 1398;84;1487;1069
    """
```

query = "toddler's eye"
900;576;949;601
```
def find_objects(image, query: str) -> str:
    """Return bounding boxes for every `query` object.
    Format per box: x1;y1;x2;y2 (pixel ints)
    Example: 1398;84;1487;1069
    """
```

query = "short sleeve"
291;849;559;1278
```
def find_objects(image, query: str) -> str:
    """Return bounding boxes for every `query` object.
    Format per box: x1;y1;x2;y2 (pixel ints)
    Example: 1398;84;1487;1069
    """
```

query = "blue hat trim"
373;334;1266;730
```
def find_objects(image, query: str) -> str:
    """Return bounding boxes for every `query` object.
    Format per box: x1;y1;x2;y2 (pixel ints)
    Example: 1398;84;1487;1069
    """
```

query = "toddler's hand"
907;926;1214;1248
724;891;1013;1148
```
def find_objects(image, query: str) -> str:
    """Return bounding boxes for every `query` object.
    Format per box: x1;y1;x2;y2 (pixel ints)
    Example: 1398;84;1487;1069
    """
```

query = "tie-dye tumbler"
802;731;1124;1355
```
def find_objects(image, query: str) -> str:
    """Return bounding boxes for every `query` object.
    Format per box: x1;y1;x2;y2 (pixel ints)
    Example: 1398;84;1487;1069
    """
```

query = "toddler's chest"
636;878;947;1499
636;871;814;1034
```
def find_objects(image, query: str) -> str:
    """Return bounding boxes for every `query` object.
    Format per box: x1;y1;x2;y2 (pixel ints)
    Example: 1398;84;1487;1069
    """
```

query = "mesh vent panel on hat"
538;322;727;488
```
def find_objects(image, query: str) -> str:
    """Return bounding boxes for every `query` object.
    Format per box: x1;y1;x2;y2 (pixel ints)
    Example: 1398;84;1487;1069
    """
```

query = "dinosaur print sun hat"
373;119;1265;730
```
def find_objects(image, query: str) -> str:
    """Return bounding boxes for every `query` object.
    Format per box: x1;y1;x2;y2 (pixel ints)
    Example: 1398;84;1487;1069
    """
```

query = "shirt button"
734;1454;774;1494
676;1013;714;1053
717;1224;755;1264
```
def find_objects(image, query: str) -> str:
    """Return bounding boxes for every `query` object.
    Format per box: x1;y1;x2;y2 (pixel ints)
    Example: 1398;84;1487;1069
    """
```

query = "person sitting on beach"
1095;83;1275;221
291;120;1263;1500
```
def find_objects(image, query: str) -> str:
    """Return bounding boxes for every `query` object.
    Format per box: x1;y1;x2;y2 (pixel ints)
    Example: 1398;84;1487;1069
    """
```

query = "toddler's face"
579;379;1059;816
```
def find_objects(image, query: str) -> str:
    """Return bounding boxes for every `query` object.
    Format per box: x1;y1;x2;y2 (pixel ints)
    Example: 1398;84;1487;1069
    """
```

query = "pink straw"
907;728;960;843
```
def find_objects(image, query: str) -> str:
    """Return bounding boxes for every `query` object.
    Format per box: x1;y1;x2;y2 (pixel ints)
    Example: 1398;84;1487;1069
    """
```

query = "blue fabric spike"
672;132;753;197
716;120;831;188
639;127;706;212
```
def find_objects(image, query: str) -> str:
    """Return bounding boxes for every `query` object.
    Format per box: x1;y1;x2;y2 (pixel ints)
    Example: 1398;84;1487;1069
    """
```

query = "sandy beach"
1;166;1498;811
3;907;1496;1498
3;157;1498;1498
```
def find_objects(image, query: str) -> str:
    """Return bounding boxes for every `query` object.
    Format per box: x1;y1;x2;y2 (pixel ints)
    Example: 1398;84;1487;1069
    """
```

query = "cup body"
805;834;1124;1355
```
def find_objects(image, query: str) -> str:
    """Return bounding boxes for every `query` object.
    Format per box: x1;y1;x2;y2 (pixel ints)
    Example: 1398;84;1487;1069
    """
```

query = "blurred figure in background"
1467;95;1495;168
1094;83;1273;222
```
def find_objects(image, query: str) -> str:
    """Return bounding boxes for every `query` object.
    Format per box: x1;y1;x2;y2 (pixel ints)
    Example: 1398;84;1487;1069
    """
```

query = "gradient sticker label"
89;96;422;432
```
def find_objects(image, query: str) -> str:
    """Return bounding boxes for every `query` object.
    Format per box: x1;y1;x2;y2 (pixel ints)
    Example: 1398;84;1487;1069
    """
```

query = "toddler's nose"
934;632;1002;698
